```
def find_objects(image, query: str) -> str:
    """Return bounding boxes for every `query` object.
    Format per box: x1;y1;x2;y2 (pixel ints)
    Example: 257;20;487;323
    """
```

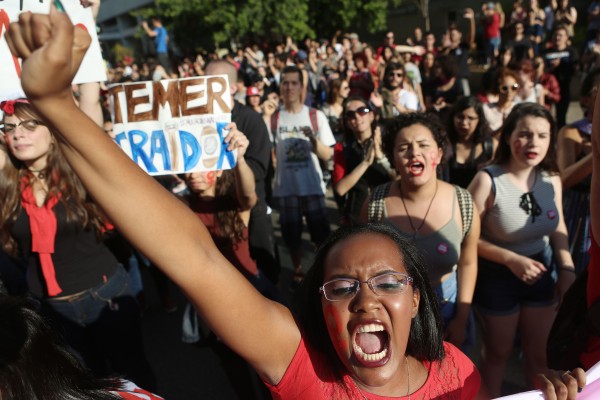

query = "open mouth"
525;151;538;160
408;161;424;176
352;323;390;367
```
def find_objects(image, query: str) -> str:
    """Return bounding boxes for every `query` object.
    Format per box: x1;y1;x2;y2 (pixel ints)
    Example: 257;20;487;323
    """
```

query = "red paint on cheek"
323;303;349;350
428;150;438;168
205;171;216;186
513;140;522;155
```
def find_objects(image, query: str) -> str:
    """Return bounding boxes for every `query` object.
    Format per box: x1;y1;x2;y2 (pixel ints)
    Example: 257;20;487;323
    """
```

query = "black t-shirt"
543;46;579;88
447;42;471;78
11;202;118;298
232;101;272;214
505;38;534;61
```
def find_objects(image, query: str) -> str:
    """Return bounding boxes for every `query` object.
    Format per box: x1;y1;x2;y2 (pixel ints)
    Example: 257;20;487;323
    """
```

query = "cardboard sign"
109;75;236;176
0;0;107;102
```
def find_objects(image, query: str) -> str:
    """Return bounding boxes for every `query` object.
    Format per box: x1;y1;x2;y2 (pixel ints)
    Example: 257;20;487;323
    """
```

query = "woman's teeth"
353;324;389;361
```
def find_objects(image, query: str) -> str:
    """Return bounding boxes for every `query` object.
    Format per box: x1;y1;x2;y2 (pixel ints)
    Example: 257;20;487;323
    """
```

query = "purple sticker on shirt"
437;243;449;254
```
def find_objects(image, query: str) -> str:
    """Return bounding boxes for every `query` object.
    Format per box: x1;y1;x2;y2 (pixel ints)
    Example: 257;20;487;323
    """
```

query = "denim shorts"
474;245;557;315
435;271;476;347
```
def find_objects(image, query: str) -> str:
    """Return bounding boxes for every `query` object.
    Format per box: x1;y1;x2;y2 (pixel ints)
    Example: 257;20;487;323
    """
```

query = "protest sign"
0;0;106;102
109;75;236;176
495;361;600;399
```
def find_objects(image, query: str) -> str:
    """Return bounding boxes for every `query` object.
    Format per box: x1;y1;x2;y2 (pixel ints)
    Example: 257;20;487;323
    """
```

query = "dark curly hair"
293;223;445;371
493;102;559;173
382;112;450;170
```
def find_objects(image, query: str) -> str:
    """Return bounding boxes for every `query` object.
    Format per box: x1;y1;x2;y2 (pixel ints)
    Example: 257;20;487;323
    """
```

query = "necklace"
355;356;410;399
399;180;438;239
28;167;47;180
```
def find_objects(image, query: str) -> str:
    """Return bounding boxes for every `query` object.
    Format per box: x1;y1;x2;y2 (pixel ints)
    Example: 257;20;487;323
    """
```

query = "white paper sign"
0;0;107;102
109;75;236;176
495;361;600;399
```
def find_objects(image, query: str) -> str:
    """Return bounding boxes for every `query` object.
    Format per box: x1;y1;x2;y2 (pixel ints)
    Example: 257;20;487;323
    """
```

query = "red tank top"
189;196;258;279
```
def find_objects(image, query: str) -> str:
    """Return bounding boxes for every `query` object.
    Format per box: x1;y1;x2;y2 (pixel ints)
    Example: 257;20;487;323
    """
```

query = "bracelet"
558;266;576;274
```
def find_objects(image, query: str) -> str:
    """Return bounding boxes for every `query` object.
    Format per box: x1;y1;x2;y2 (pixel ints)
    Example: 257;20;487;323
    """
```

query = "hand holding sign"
223;122;248;162
5;7;90;101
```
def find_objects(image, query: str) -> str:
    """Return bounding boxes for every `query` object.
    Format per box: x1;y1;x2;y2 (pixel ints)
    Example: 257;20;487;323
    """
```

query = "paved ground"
140;101;585;400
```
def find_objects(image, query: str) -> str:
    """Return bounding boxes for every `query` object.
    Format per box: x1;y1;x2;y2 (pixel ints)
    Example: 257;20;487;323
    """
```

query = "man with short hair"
543;25;579;128
270;65;335;284
442;8;475;96
142;17;170;71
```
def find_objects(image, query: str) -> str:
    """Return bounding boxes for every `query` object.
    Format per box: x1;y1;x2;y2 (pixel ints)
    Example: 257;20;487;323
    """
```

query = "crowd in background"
1;0;599;399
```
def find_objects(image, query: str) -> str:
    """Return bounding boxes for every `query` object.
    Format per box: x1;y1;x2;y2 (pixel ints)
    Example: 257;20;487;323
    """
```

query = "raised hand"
6;8;91;102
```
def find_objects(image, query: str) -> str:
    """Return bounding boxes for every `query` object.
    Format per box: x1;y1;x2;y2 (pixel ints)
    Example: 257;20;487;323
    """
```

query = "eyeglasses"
319;272;413;301
499;83;520;93
1;119;46;135
344;107;371;120
389;72;404;79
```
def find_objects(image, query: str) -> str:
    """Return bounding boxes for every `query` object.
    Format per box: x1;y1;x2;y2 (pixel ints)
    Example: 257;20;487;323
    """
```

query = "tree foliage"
134;0;405;50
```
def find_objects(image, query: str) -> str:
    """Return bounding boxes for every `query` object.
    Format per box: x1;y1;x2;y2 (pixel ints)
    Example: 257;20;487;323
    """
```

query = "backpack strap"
454;185;474;240
309;107;319;134
270;110;279;141
367;182;393;223
483;136;493;160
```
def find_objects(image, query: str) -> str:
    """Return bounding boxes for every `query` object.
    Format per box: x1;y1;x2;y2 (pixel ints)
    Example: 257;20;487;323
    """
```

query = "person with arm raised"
5;9;586;400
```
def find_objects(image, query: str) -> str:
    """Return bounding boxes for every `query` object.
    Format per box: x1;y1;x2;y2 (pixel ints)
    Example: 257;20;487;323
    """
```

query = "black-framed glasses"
344;107;371;120
499;83;520;93
319;272;414;302
1;119;46;135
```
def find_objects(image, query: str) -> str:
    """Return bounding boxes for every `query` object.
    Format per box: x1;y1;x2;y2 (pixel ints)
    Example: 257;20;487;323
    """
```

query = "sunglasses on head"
344;107;371;120
499;83;520;93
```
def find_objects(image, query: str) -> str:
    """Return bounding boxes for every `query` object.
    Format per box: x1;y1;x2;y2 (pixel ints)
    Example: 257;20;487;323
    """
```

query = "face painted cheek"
323;303;349;352
513;140;522;155
205;171;216;186
428;150;439;168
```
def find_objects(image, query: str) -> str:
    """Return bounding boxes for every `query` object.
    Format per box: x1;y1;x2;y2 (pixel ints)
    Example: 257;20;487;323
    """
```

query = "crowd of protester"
1;0;600;399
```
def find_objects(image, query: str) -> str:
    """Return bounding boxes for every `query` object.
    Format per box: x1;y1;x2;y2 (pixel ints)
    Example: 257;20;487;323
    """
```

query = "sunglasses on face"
344;107;371;120
1;119;46;135
499;83;520;93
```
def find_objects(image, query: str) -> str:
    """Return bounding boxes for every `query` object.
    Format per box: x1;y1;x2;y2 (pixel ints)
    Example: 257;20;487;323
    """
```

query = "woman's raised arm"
6;9;300;384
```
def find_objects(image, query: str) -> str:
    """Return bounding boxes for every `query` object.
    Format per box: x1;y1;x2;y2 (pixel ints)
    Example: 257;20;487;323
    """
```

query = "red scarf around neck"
20;177;62;296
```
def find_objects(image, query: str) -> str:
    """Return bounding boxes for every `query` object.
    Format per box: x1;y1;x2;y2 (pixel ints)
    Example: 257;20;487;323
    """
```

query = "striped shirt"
482;164;559;256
